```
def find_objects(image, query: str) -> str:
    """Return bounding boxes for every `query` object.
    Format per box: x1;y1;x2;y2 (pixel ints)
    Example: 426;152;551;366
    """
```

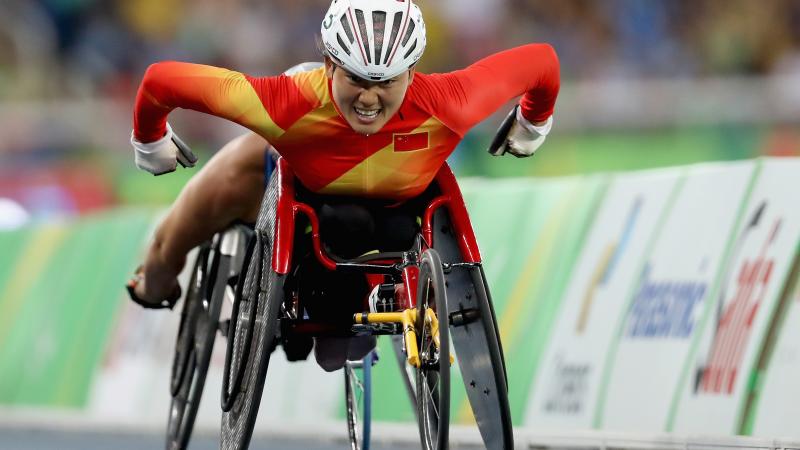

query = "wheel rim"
226;294;254;409
220;235;284;450
219;175;283;450
170;247;209;396
167;245;228;450
418;295;443;448
344;363;362;450
415;249;449;450
166;348;196;449
221;236;259;412
345;352;372;450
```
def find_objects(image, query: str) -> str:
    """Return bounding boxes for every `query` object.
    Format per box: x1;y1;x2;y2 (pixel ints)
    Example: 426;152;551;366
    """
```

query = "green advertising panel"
0;209;157;407
461;177;607;424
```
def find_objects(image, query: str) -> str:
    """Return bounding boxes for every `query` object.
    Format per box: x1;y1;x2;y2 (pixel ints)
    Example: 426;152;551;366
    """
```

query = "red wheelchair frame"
270;158;482;274
219;157;512;450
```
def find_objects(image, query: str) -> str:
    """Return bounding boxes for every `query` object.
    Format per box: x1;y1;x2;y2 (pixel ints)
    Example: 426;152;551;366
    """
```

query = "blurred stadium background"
2;2;800;449
1;0;799;225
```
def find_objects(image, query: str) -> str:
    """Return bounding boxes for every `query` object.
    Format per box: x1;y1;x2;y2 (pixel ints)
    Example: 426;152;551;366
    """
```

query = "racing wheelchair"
215;158;513;450
143;103;520;450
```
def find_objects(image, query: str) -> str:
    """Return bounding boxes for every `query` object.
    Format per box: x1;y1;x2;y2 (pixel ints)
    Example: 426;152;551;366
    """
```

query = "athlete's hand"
130;123;198;175
503;109;553;158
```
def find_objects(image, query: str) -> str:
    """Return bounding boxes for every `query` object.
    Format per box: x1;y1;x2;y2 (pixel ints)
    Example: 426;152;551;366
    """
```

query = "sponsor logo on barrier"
694;202;781;395
576;198;642;334
625;263;708;339
542;355;591;414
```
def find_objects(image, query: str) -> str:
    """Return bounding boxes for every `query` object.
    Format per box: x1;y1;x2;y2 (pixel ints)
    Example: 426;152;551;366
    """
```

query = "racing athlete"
127;0;560;371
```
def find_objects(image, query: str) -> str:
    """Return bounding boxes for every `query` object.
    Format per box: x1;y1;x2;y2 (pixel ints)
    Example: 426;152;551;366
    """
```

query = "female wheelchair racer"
153;135;524;450
150;146;519;450
125;0;559;448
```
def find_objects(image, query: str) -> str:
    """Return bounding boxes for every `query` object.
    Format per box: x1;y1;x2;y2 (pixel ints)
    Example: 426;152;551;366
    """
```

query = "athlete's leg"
318;202;376;258
134;132;269;304
308;199;417;371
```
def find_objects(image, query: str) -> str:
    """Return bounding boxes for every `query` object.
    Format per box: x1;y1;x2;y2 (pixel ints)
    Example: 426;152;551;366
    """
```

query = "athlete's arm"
413;43;560;136
132;62;289;143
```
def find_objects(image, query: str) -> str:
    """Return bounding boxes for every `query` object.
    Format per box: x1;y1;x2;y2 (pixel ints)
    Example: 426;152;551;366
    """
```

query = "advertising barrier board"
670;159;800;434
596;161;758;431
523;168;683;430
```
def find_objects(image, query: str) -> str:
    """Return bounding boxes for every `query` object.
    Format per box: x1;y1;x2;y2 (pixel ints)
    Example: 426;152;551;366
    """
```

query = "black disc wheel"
166;243;229;450
432;209;513;449
415;248;450;450
220;231;285;450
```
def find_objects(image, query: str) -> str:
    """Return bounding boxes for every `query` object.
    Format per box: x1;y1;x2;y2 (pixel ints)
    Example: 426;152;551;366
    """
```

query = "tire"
415;248;450;450
166;244;229;450
345;352;373;450
220;231;285;450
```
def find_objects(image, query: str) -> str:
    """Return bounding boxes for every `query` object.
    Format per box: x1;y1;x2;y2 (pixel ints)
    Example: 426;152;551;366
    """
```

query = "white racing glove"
130;123;197;175
503;108;553;158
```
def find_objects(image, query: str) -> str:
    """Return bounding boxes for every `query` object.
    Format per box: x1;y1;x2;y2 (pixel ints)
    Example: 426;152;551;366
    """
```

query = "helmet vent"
372;11;386;65
401;19;415;47
336;34;351;55
340;15;355;43
354;9;372;64
384;12;403;64
403;39;417;59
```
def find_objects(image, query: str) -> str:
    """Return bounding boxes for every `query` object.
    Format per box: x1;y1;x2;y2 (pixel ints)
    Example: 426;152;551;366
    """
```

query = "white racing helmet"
320;0;426;81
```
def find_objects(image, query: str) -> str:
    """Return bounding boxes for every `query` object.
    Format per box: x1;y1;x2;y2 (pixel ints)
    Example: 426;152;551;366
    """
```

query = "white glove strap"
131;122;173;150
516;108;553;136
504;111;553;157
131;123;179;175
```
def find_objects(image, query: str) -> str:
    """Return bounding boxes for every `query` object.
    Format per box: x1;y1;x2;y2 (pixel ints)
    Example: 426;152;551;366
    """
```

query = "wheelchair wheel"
345;351;374;450
415;248;450;450
166;242;230;450
220;231;285;450
169;245;209;398
432;208;513;450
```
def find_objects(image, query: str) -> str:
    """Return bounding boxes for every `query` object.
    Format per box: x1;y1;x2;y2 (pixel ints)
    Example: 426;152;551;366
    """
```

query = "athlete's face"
326;58;414;135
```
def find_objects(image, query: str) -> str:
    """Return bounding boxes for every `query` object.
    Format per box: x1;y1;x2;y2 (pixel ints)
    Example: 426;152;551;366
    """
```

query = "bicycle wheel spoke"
425;374;440;418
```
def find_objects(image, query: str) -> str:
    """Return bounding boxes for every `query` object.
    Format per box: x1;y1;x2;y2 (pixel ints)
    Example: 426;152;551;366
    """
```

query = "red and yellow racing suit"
133;44;560;201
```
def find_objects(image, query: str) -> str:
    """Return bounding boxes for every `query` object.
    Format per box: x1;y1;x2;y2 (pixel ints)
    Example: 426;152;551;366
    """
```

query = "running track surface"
0;428;485;450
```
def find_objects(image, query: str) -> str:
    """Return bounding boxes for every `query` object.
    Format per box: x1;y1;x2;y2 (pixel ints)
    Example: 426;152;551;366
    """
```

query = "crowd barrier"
0;157;798;443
